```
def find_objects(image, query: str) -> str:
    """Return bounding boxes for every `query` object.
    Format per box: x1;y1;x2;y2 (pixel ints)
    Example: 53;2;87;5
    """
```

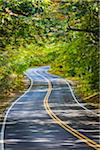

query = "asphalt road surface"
0;66;100;150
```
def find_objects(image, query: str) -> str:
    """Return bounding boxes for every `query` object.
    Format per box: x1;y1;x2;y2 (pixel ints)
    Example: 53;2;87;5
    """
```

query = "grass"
49;68;99;109
0;75;30;121
83;93;100;108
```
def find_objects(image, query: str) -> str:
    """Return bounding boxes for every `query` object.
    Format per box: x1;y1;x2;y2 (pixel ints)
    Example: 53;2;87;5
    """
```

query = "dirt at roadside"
0;76;30;122
83;94;100;109
66;78;100;109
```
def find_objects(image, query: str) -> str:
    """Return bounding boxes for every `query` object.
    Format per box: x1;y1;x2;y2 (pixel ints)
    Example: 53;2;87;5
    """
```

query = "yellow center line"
43;78;100;150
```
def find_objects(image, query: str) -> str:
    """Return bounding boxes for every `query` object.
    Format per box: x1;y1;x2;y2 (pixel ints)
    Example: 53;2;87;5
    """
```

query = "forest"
0;0;99;106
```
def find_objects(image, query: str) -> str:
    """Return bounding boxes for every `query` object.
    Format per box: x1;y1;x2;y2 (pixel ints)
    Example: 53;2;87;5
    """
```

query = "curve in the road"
44;70;97;116
1;67;100;150
35;71;100;150
0;72;33;150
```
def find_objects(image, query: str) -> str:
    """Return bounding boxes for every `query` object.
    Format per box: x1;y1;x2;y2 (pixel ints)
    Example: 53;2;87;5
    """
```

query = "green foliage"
0;0;99;99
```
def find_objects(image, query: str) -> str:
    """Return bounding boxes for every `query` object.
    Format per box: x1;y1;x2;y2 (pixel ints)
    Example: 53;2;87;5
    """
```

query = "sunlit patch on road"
1;67;99;150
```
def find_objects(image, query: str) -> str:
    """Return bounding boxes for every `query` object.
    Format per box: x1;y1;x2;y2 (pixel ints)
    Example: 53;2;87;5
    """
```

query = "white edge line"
35;70;100;148
0;72;33;150
44;70;97;116
64;79;98;116
0;67;98;150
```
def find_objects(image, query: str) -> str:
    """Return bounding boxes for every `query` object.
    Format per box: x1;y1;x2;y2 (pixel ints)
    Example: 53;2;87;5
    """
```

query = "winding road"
0;66;100;150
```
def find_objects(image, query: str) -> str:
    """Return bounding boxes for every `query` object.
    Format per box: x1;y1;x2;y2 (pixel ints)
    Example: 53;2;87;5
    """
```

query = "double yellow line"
43;76;100;150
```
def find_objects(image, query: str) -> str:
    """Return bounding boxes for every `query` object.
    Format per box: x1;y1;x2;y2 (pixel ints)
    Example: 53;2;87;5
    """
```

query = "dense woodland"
0;0;99;102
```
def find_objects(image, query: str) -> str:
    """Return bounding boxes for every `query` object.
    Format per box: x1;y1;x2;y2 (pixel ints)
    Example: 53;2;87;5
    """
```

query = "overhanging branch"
67;26;97;33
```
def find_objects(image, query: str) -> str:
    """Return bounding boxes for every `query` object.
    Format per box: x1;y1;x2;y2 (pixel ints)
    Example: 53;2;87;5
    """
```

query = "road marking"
30;87;68;92
1;67;99;150
63;79;98;116
0;72;33;150
35;71;100;150
44;70;98;116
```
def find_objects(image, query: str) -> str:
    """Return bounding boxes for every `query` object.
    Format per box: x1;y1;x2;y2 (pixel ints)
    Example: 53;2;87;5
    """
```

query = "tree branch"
5;8;18;17
5;8;29;17
67;26;97;33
